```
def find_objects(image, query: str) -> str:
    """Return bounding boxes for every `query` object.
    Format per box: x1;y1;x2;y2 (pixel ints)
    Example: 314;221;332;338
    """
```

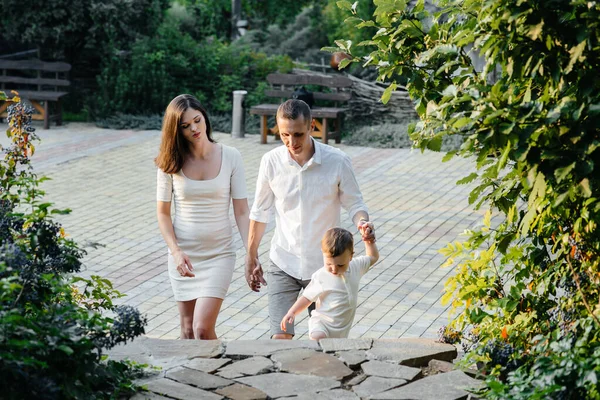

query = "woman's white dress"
156;144;247;301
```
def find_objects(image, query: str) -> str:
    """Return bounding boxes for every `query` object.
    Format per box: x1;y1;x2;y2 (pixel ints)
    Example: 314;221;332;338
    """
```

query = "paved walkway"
22;122;481;341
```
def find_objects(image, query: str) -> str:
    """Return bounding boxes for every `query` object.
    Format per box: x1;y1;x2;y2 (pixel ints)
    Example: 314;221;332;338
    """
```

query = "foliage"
344;120;462;150
321;0;377;59
0;92;147;399
330;0;600;398
0;0;169;61
90;16;293;119
95;114;164;131
175;0;317;40
238;6;330;63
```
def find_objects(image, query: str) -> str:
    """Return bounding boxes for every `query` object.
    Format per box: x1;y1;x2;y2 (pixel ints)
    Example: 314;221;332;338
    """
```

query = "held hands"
280;312;295;332
358;219;376;243
173;248;195;278
245;254;267;292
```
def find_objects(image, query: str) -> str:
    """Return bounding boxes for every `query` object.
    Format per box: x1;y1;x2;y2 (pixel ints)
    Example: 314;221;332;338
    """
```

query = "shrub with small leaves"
0;92;147;399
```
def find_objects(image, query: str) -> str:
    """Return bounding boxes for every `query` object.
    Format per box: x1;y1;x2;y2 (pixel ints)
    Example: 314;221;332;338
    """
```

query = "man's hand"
173;249;195;278
245;254;267;292
280;312;295;332
358;220;376;243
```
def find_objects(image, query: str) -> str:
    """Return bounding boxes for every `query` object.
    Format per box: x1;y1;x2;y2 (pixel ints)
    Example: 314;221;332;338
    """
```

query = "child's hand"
358;220;376;243
280;312;295;332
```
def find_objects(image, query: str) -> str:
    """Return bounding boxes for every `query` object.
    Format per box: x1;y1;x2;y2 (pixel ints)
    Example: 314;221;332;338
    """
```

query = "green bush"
90;16;293;120
331;0;600;398
344;120;462;151
0;92;147;399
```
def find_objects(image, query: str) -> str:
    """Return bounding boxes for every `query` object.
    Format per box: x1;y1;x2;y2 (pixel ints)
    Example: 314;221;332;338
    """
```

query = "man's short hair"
276;99;312;123
321;228;354;257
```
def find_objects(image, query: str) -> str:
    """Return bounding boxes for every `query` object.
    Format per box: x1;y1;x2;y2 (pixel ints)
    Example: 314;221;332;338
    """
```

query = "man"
246;99;374;339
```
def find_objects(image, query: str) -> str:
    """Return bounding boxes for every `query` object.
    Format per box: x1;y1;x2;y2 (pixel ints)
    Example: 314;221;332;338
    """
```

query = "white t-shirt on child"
302;255;372;338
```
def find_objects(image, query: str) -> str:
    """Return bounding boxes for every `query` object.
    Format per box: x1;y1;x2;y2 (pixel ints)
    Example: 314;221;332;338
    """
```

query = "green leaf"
528;172;546;205
381;82;397;104
565;40;587;74
338;58;352;70
427;135;442;152
357;20;376;28
442;85;457;97
554;162;575;183
337;0;353;11
520;207;536;235
456;173;478;185
344;17;362;25
453;117;471;129
442;151;457;162
527;20;544;41
580;178;592;197
497;141;511;173
58;345;74;355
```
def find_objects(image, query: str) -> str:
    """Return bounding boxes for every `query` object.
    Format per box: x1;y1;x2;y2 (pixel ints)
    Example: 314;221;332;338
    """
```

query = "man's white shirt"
249;138;368;279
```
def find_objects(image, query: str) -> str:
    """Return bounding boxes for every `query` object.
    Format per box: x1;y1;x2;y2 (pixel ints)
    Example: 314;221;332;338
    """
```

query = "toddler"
280;225;379;339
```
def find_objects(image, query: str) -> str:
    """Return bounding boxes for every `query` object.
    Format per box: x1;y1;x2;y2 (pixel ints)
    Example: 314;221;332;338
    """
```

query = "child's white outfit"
302;255;372;338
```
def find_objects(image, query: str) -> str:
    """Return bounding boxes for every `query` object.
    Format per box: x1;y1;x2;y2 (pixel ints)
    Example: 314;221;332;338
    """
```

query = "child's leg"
309;331;328;340
308;317;329;340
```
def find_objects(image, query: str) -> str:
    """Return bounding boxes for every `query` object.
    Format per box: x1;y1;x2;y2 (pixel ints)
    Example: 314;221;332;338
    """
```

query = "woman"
156;94;250;340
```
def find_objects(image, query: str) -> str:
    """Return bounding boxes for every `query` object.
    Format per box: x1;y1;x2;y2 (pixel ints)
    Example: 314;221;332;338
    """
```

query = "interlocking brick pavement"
16;122;482;341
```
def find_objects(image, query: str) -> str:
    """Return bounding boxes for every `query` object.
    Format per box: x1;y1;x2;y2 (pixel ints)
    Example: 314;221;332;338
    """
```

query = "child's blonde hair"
321;228;354;257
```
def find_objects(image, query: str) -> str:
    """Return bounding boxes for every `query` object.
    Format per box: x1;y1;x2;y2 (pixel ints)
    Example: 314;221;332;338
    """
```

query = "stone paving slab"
337;350;370;368
215;383;267;400
361;360;422;380
216;356;273;378
16;122;483;341
144;377;223;400
184;358;232;373
271;349;353;380
111;337;482;399
353;376;407;398
281;389;360;400
320;338;373;352
165;366;234;389
366;338;457;366
236;373;341;398
369;370;483;400
109;336;223;370
225;340;319;357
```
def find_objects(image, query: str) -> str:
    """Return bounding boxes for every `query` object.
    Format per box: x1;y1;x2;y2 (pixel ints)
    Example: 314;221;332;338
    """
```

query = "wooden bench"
0;59;71;129
250;73;353;144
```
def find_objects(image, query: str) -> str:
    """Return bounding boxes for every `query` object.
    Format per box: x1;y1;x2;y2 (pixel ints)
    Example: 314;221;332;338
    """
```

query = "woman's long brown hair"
155;94;215;174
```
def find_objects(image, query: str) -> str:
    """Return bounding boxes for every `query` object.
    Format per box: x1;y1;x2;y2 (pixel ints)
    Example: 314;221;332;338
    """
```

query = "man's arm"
246;155;274;292
246;219;268;292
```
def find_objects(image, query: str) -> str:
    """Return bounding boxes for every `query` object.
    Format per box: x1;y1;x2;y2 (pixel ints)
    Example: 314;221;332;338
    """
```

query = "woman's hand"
173;248;195;278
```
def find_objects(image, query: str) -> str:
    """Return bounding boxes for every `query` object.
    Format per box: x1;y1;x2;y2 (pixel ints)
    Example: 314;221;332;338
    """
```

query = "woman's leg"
192;297;224;340
177;300;196;339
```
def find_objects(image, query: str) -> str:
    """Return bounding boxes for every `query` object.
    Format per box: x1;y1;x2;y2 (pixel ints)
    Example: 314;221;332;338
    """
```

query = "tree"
330;0;600;398
0;0;169;62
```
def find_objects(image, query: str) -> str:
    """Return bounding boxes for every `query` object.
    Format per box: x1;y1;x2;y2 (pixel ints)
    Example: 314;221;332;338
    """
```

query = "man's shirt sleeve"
249;154;275;223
